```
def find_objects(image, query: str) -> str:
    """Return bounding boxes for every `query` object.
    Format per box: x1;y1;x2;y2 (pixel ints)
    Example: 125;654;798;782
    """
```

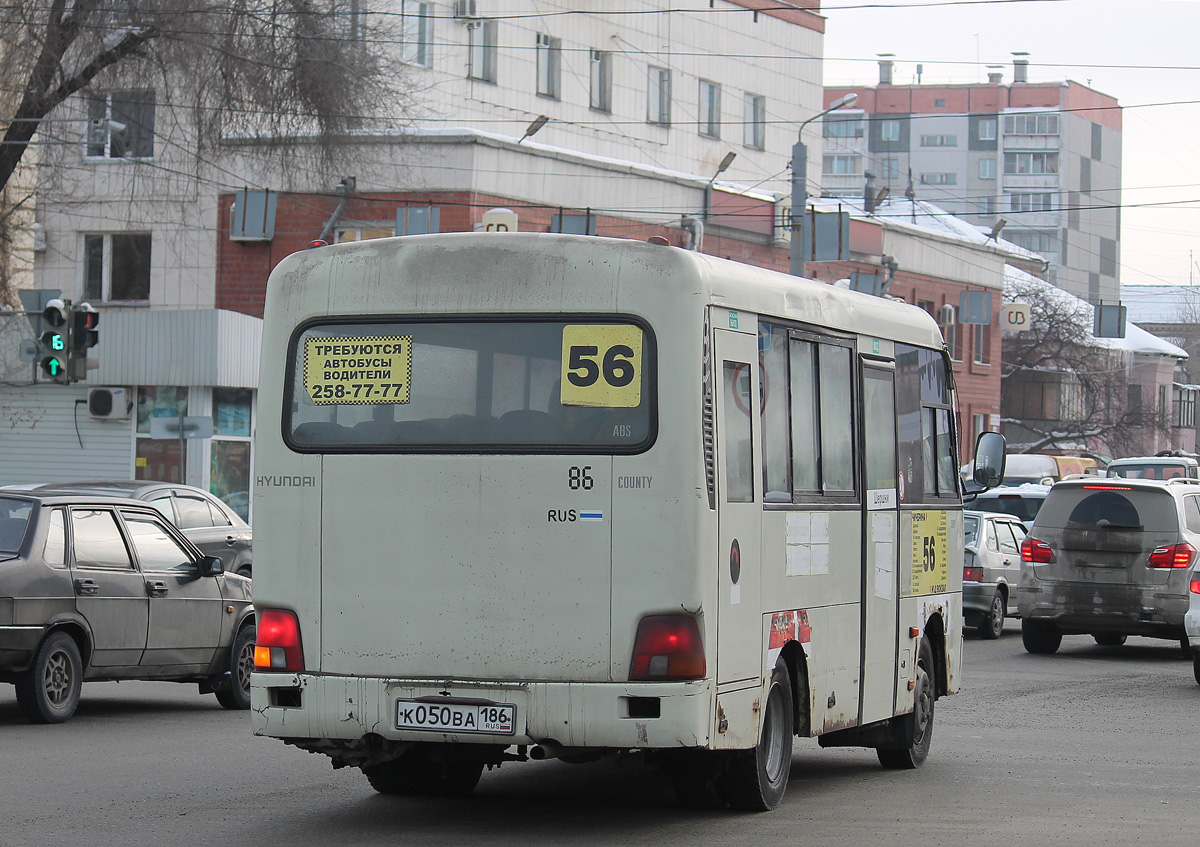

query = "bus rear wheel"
724;660;794;811
362;744;484;796
877;638;935;770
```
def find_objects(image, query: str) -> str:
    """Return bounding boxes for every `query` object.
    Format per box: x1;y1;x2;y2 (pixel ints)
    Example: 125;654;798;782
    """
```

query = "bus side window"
723;361;754;503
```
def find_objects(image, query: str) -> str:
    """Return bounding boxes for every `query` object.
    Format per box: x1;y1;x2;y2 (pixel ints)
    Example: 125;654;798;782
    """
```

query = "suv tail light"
1191;579;1200;594
963;565;983;582
629;615;705;680
1021;536;1054;564
254;609;304;671
1148;542;1197;569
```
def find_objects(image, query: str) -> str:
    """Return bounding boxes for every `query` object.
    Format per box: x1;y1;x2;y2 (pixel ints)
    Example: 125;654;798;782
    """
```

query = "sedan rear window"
0;497;31;554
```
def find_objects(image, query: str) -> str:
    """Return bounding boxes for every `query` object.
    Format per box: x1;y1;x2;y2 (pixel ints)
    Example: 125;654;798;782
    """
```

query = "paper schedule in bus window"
303;335;413;405
559;325;643;408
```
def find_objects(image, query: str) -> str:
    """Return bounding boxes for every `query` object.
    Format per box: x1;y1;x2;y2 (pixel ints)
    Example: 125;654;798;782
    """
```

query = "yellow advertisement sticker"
560;325;642;408
304;335;413;406
910;510;949;595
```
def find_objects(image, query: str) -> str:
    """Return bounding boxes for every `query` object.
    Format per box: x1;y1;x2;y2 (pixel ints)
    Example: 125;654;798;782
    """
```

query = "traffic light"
40;299;70;381
72;303;99;352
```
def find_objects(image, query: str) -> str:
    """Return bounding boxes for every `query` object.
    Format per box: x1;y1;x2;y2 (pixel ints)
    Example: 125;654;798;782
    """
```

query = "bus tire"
877;638;935;770
667;752;725;809
1021;619;1062;654
363;745;483;797
724;660;793;811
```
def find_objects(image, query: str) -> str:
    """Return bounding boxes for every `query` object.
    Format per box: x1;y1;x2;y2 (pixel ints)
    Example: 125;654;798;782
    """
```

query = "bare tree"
0;0;412;300
1002;275;1168;457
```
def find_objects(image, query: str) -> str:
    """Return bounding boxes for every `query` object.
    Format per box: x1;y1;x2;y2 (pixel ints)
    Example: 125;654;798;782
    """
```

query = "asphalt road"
2;622;1197;847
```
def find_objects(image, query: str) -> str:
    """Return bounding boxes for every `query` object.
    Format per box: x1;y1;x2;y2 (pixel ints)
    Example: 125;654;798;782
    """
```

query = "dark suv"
1016;478;1200;654
0;493;255;723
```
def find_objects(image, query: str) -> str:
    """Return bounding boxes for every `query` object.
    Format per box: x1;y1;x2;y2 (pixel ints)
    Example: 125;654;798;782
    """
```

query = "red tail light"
254;609;304;671
1190;579;1200;594
629;615;705;680
1021;537;1054;564
1148;542;1197;569
963;566;983;582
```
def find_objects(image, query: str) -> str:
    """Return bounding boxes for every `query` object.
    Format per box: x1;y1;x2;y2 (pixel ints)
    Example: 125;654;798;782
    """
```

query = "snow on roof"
811;196;1041;262
1006;266;1188;359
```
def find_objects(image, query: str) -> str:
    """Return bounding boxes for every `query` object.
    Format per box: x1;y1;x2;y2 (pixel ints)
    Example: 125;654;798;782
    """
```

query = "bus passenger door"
713;325;763;688
860;365;900;725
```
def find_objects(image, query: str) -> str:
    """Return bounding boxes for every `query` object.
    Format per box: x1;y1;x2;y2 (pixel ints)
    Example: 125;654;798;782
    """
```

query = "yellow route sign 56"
560;325;642;408
910;510;949;595
304;335;412;405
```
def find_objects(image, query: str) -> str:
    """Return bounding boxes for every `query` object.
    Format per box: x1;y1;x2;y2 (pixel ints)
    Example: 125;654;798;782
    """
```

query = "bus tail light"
1148;542;1196;569
1021;537;1054;564
629;615;705;680
254;609;304;671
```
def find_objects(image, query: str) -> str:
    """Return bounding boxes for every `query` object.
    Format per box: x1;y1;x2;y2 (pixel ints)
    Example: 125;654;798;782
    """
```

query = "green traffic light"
50;334;64;351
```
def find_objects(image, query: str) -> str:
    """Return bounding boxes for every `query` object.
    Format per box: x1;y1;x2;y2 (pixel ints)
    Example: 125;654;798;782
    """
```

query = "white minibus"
250;233;1002;810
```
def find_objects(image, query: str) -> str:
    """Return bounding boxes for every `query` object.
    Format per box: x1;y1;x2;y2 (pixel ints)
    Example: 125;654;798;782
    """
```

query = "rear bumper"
0;625;44;675
250;673;715;751
962;582;1000;619
1017;581;1187;637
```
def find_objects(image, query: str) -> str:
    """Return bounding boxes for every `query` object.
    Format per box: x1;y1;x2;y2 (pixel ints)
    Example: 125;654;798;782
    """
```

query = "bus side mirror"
972;431;1006;489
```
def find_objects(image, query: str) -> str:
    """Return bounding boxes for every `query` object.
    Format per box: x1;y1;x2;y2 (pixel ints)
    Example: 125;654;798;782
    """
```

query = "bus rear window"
285;318;655;453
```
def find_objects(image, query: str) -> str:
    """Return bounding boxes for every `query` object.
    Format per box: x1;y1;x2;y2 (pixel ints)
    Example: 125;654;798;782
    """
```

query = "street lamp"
790;92;858;277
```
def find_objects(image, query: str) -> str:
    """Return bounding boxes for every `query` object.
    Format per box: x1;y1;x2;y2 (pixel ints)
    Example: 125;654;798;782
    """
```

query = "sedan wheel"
979;592;1005;640
16;632;83;724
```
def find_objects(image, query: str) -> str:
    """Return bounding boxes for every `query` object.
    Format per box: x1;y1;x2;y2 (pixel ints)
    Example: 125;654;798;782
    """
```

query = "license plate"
395;700;516;735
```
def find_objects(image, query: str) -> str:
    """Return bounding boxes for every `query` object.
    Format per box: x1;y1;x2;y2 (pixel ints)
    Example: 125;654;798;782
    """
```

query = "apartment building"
823;57;1122;305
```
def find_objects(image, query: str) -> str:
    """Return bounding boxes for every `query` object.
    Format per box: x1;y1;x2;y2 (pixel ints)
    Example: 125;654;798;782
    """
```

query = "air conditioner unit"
453;0;478;19
88;387;132;420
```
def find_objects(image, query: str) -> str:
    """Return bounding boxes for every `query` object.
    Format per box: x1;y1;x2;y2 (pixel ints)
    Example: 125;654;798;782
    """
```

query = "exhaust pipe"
529;740;565;760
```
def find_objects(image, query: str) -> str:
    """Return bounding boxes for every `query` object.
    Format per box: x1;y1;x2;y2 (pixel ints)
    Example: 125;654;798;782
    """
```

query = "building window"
881;119;901;141
824;117;863;139
86;90;155;158
823;154;862;176
550;213;597;235
920;134;957;147
589;49;612;112
976;196;996;216
1004;113;1059;135
647;66;671;126
84;233;151;301
1008;192;1054;212
536;33;561;98
880;158;900;179
136;387;189;483
336;226;394;242
920;172;957;185
1004;152;1059;175
1175;387;1197;428
939;304;960;361
400;1;433;66
978;118;997;141
1010;230;1056;253
979;158;996;179
744;93;765;150
212;387;253;522
698;79;721;138
934;98;946;108
468;20;496;82
973;322;990;365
